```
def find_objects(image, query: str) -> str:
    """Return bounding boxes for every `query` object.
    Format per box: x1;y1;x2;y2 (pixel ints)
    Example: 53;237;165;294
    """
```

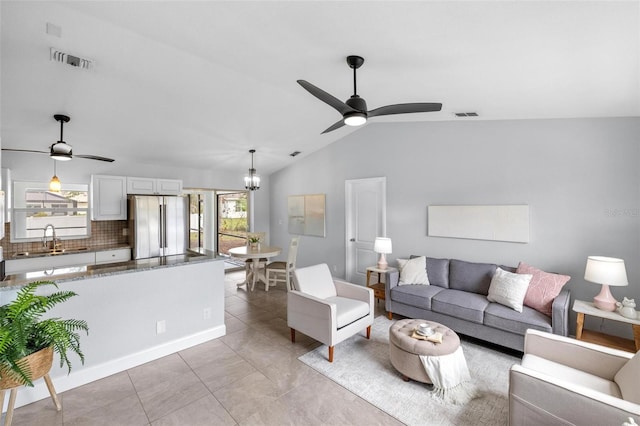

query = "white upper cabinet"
126;177;182;195
91;175;127;220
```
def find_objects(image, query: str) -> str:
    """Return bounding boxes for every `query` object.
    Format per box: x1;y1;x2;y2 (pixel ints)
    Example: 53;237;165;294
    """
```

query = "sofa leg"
387;311;393;320
401;375;410;382
328;346;334;362
366;325;371;339
290;328;295;343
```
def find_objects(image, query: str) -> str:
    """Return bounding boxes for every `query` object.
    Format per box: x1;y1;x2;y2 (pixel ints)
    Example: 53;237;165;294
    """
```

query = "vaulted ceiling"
2;1;638;176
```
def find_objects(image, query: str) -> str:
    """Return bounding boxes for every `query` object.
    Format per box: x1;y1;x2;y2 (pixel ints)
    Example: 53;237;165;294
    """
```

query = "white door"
345;177;386;284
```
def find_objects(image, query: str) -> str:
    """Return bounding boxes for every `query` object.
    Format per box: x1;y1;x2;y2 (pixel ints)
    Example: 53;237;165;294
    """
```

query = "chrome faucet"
43;224;61;250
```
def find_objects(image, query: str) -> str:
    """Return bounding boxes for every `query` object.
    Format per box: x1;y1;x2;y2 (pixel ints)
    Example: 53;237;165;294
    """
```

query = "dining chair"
265;236;299;291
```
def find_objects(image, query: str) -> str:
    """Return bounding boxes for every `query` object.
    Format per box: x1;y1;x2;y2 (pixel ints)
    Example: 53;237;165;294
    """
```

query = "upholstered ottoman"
389;319;461;383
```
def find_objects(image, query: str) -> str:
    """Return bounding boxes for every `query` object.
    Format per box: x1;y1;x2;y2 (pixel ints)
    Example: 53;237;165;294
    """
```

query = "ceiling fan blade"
368;103;442;118
321;119;346;134
1;148;49;155
297;80;356;116
75;154;115;162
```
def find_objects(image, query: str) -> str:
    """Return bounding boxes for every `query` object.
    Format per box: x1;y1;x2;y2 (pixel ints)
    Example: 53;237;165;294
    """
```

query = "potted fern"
0;280;89;388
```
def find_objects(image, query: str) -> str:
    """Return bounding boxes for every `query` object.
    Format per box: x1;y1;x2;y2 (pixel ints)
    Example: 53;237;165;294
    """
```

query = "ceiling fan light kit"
2;114;115;162
298;55;442;134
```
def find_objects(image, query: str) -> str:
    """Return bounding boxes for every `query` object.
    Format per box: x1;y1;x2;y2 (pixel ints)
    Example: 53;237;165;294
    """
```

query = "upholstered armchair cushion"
293;263;337;299
324;296;370;328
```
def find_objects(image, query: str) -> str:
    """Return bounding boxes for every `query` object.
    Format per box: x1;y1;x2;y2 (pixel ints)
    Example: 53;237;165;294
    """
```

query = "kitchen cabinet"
126;177;182;195
95;248;131;264
91;175;127;220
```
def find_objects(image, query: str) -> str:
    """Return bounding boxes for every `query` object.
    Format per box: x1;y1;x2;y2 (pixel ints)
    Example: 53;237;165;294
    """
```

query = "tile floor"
9;270;401;426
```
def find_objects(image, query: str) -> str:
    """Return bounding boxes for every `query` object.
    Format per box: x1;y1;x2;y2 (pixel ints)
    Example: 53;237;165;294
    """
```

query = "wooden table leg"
43;373;62;411
366;270;371;287
250;258;259;291
633;324;640;351
576;312;585;340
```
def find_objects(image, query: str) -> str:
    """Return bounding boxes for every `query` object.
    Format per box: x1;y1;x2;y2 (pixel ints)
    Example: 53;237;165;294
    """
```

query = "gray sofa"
384;257;571;352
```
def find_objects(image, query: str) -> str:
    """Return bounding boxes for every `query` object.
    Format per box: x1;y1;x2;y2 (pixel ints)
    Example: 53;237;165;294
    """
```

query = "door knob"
349;238;355;242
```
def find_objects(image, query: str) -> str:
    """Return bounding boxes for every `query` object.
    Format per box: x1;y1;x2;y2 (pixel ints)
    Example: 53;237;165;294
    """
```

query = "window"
12;181;90;242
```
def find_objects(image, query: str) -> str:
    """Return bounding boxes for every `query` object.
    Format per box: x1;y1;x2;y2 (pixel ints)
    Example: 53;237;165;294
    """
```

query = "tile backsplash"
0;221;128;257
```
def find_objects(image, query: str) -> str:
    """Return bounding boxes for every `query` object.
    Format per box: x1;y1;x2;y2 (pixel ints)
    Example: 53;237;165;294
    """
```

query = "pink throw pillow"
516;262;571;316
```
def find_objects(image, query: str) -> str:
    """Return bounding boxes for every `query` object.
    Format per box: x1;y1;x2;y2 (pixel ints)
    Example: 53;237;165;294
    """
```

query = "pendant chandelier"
244;149;260;191
49;160;61;192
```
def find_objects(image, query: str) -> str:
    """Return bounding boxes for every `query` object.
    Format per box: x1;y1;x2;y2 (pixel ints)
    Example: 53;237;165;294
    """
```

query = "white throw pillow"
396;256;430;285
487;267;532;312
615;351;640;404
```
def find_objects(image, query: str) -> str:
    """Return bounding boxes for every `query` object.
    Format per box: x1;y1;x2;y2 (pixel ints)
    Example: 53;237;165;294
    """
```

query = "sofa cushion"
390;284;445;310
449;259;497;295
522;354;622;398
324;296;370;329
614;351;640;404
397;256;430;285
484;302;552;335
517;262;571;317
410;256;450;288
487;267;533;312
293;263;337;299
431;289;489;324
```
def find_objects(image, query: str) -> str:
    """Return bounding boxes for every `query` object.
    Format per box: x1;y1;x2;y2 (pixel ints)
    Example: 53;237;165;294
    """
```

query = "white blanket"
419;346;479;405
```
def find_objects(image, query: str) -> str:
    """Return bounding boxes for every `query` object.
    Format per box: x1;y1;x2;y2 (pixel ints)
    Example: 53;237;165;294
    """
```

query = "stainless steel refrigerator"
128;195;188;259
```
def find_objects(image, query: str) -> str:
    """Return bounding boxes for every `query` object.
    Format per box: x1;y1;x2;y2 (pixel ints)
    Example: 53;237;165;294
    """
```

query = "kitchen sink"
13;247;89;257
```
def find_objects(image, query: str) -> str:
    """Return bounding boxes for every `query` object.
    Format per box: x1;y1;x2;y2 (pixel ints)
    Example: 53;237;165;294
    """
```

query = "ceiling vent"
289;151;301;157
455;112;479;117
50;47;92;70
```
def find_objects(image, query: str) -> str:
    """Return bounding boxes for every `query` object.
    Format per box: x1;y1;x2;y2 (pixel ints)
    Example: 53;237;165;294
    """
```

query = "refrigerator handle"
159;204;165;250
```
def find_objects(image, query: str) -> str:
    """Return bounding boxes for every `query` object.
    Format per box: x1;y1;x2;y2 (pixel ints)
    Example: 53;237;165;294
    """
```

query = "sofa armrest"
510;364;640;425
384;269;399;312
334;279;374;306
524;329;632;380
551;288;571;336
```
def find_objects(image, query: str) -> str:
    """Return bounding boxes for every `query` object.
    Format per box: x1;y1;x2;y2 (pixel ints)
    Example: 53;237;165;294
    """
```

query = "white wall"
269;117;640;337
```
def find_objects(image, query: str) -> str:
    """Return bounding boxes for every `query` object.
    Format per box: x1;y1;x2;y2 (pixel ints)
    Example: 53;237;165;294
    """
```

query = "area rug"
298;316;521;426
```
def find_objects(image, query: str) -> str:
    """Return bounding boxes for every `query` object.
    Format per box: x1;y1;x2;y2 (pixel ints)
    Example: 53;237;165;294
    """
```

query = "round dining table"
228;245;282;291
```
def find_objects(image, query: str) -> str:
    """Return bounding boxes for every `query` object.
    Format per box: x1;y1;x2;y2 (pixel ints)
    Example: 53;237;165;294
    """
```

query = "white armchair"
509;329;640;425
288;263;374;362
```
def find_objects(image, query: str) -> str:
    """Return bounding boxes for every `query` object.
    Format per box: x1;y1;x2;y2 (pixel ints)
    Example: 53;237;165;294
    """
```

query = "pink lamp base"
593;284;618;311
377;253;388;270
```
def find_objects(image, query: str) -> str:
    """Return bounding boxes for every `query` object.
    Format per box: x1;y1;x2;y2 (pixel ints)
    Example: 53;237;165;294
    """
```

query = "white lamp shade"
584;256;628;286
374;237;392;254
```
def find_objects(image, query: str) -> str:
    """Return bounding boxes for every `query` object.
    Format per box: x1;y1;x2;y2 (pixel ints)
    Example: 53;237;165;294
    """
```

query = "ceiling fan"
2;114;115;162
298;55;442;134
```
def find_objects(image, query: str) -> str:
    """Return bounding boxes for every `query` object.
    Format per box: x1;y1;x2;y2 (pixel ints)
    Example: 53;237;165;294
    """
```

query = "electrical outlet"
122;228;129;236
203;307;211;320
156;320;166;334
333;265;338;272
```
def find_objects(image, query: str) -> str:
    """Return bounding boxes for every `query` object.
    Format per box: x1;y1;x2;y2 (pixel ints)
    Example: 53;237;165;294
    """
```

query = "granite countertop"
6;243;132;260
1;249;222;290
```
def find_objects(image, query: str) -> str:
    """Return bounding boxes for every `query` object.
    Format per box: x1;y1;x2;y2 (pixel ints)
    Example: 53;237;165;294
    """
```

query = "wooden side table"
573;299;640;353
366;266;397;303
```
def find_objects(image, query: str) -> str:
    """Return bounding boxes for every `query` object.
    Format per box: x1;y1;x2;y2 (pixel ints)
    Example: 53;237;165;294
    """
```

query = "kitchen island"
0;250;226;410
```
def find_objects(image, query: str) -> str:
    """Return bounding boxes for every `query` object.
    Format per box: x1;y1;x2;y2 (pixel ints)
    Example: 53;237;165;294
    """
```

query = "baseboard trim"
7;325;226;411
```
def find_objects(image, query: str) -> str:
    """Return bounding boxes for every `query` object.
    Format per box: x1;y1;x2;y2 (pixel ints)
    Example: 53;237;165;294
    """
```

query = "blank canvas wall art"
288;194;326;237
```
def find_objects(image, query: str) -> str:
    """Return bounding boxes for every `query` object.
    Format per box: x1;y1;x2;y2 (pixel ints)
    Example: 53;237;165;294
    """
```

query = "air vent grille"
50;47;92;70
455;112;479;117
289;151;301;157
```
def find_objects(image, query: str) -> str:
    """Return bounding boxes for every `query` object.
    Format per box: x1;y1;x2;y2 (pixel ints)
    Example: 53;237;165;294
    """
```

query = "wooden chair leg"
366;325;371;339
5;388;18;426
43;373;62;411
290;328;296;343
328;346;334;363
387;311;393;320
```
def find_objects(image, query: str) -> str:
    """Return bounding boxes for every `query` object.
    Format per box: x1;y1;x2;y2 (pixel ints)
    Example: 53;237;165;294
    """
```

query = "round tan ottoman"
389;319;460;384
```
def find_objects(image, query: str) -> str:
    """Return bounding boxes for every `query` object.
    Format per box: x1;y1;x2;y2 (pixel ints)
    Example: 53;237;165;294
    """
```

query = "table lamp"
374;237;392;270
584;256;628;311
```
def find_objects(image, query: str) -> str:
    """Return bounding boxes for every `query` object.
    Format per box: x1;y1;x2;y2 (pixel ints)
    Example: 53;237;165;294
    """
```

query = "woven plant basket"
0;347;54;390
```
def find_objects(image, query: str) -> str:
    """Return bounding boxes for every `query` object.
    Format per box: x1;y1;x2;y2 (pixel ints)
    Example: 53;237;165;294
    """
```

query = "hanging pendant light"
49;160;61;192
244;149;260;191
